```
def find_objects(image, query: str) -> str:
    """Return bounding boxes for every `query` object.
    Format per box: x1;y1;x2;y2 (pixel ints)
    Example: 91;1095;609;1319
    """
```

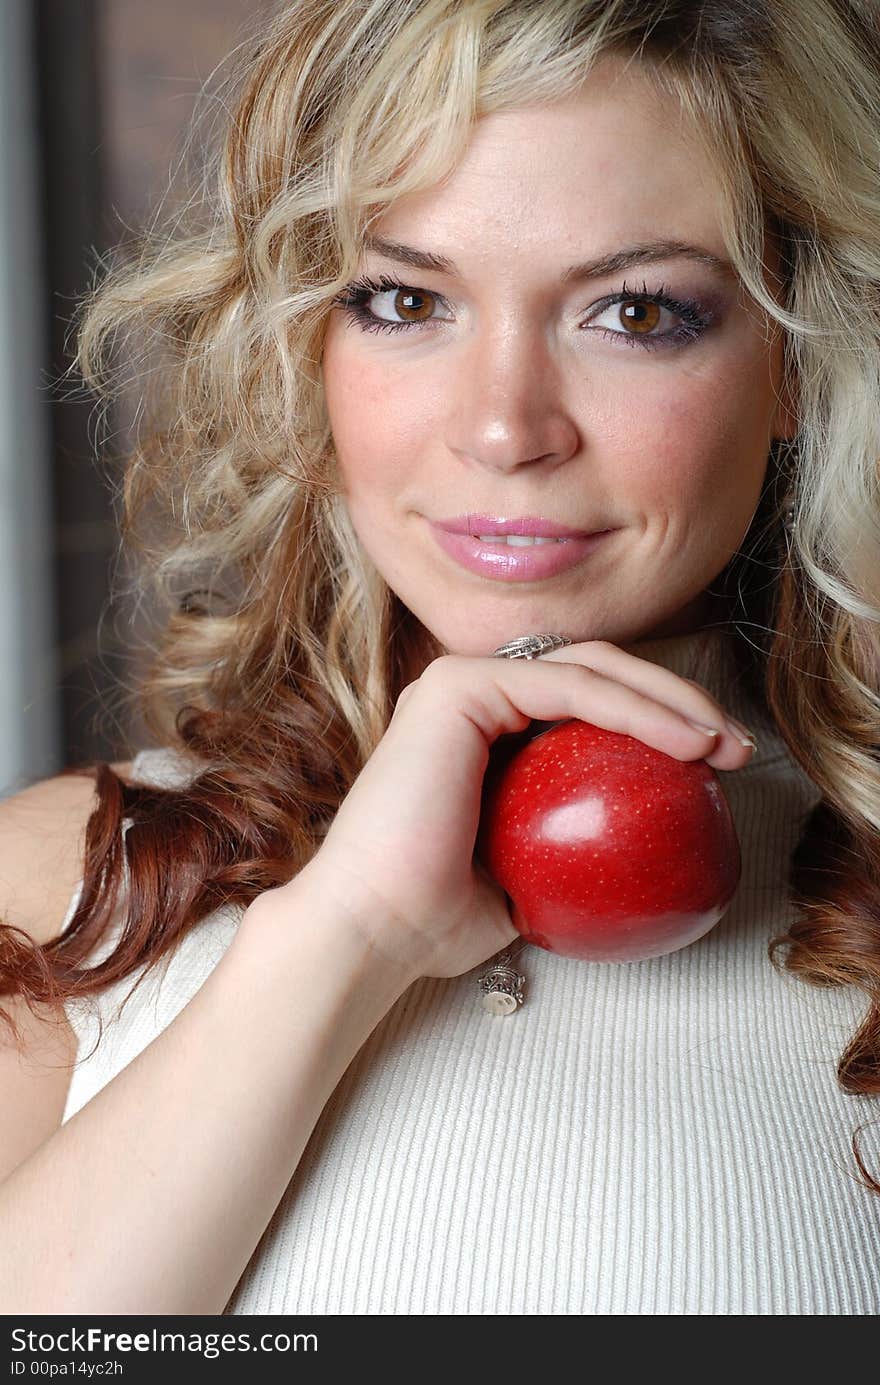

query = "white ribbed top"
59;628;880;1314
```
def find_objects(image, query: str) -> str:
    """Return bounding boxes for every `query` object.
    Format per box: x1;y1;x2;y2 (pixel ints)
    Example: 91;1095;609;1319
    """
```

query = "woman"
1;0;879;1314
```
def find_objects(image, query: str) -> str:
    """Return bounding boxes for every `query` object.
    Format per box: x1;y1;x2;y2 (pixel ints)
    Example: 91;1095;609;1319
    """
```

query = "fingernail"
725;716;759;751
686;720;721;737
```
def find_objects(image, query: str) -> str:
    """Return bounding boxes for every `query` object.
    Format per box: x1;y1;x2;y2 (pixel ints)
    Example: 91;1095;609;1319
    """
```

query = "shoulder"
0;761;133;948
0;762;130;1184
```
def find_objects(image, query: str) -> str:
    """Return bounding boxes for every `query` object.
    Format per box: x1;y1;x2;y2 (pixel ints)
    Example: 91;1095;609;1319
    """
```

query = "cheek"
605;372;770;511
322;328;441;498
321;337;379;478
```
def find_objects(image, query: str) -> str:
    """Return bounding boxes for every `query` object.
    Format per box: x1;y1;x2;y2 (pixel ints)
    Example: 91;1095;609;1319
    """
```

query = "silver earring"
774;434;798;534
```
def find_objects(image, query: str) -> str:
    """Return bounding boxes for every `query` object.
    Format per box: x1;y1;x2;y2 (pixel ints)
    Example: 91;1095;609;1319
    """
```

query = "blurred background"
1;0;271;797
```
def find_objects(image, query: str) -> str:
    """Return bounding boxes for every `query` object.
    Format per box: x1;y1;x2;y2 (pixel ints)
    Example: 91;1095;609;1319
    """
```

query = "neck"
635;589;716;641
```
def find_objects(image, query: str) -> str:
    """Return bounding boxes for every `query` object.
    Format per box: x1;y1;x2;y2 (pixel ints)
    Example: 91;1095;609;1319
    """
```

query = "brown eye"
618;298;662;335
393;288;437;322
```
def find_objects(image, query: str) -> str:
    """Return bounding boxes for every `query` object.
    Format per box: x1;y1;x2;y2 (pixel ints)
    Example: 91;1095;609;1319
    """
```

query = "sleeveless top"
58;627;880;1314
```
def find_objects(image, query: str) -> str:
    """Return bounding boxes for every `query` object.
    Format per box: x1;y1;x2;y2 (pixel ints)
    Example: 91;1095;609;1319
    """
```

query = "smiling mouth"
426;519;616;583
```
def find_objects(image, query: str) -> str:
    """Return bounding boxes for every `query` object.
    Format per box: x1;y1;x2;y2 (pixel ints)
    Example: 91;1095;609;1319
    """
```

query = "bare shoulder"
0;761;133;1185
0;761;133;947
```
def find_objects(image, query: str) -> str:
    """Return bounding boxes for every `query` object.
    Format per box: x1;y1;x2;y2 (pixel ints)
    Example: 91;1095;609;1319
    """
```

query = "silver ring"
492;633;572;660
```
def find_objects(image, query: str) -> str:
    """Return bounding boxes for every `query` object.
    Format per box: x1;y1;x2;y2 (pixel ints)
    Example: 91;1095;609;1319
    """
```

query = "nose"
447;325;580;474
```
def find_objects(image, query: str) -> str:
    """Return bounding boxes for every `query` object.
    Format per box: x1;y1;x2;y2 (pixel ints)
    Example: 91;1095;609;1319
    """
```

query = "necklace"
478;630;569;1014
477;937;530;1015
476;631;571;1015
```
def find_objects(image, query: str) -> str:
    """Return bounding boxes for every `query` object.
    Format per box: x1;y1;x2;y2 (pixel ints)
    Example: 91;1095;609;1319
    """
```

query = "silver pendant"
477;948;527;1015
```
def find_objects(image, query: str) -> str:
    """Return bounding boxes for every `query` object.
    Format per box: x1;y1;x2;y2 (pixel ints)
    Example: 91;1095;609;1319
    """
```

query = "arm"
0;869;416;1314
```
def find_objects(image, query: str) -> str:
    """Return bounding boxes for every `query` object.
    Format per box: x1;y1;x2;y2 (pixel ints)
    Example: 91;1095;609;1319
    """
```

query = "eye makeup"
332;273;719;352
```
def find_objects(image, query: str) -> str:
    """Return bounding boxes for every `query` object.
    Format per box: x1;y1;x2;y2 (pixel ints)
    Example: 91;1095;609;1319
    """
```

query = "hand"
271;641;756;982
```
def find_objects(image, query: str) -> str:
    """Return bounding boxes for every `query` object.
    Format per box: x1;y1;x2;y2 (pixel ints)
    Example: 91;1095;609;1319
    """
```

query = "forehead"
372;60;728;261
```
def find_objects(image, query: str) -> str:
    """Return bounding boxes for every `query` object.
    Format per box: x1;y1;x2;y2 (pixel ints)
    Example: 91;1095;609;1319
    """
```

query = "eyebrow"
364;234;736;283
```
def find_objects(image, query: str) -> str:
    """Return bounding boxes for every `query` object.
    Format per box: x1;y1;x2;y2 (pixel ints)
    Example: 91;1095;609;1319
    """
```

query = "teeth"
476;534;565;546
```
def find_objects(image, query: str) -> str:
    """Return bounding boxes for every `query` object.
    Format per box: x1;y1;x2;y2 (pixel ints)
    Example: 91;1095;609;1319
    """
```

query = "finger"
425;655;746;766
536;640;756;759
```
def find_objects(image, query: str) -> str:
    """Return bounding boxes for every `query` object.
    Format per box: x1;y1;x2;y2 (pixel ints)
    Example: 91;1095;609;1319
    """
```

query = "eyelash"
332;274;714;351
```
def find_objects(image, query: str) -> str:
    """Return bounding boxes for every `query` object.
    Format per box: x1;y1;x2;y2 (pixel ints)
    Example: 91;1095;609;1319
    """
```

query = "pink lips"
433;515;595;538
427;517;615;582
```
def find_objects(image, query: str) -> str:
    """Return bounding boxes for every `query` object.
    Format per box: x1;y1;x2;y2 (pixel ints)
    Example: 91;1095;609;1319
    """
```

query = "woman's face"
320;60;796;657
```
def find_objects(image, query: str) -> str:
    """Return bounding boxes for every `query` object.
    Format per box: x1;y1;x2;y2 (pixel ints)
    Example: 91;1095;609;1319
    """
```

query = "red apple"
476;718;741;962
